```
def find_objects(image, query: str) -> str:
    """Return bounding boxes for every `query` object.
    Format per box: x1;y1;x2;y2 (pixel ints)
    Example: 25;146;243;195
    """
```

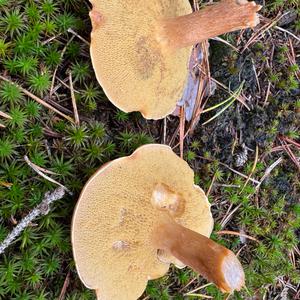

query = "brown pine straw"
69;72;80;125
287;38;300;81
279;137;300;171
241;13;288;52
58;271;71;300
171;41;212;150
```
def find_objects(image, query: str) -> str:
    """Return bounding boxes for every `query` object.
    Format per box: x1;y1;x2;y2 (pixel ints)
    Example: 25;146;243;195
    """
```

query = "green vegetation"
0;0;299;299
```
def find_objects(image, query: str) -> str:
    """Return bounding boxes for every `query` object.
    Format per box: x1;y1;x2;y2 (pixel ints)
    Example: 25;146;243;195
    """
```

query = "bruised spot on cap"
89;10;105;29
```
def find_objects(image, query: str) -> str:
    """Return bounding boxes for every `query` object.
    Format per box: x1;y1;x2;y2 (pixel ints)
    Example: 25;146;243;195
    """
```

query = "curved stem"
152;220;245;293
157;0;262;49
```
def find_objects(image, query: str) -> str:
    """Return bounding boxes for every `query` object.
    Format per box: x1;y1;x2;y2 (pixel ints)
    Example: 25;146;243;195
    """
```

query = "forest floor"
0;0;299;299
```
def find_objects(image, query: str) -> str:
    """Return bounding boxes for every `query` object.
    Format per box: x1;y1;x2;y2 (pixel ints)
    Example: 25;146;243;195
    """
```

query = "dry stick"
211;37;239;52
198;155;259;185
0;110;12;119
163;117;167;145
57;77;80;93
251;59;261;94
0;187;66;255
184;283;213;296
225;293;232;300
255;157;283;191
179;106;185;159
0;123;5;128
221;204;242;229
0;75;74;123
50;35;75;97
206;172;217;196
69;72;80;125
26;160;58;175
67;28;90;45
274;25;300;43
216;230;259;242
263;81;271;107
242;13;287;52
240;145;259;193
42;33;63;45
281;136;300;149
294;246;300;257
289;249;296;269
185;293;213;299
236;244;247;258
178;277;198;294
24;155;70;193
280;139;300;171
287;38;300;81
58;271;71;300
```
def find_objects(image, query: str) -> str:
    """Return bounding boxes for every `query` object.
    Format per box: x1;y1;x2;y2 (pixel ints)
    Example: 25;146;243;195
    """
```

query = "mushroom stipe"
89;0;261;119
72;144;244;299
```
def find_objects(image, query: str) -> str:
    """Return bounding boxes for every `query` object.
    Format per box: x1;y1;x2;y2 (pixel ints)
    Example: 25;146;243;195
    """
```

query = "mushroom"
72;144;245;299
89;0;261;119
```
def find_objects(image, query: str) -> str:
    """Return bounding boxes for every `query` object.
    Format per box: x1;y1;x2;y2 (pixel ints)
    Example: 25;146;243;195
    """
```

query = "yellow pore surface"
90;0;192;119
72;144;213;300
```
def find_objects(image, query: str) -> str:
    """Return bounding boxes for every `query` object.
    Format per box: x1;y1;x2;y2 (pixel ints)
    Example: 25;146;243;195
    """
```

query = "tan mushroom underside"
72;144;213;300
90;0;192;119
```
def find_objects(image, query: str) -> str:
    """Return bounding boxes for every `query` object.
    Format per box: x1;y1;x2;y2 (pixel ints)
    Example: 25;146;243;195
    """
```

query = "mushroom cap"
89;0;192;120
72;144;213;300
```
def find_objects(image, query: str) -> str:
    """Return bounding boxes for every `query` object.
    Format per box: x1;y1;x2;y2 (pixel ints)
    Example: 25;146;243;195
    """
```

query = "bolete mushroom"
72;144;245;299
89;0;261;119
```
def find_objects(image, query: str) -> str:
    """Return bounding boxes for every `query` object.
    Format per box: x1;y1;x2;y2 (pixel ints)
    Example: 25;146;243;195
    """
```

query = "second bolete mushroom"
89;0;261;119
72;144;245;299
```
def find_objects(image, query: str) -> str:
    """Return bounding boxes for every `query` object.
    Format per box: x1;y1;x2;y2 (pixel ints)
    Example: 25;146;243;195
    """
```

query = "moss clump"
0;0;299;299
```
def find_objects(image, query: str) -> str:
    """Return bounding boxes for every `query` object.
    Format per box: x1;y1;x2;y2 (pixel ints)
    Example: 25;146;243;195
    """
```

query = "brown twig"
58;271;71;300
0;187;66;255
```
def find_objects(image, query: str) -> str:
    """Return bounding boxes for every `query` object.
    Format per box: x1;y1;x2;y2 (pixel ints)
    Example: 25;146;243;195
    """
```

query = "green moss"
0;0;299;299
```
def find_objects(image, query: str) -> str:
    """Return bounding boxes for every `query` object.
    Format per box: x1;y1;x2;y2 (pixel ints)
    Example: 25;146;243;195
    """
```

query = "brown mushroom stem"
157;0;261;49
152;220;245;293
